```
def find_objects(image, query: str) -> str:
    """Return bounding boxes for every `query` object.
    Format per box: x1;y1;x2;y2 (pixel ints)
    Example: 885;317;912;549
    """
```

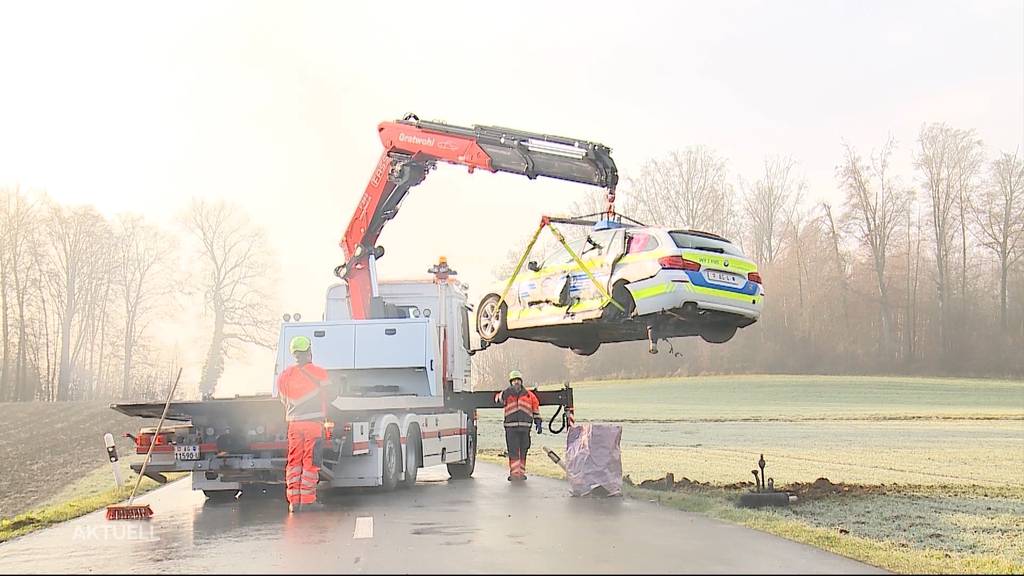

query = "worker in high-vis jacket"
495;370;541;481
276;336;330;512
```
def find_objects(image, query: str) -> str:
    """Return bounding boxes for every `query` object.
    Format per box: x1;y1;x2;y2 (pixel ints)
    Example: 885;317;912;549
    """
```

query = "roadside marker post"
104;433;123;488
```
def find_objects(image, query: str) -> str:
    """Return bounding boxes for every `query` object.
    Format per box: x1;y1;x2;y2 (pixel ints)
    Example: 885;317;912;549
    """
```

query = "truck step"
319;465;336;481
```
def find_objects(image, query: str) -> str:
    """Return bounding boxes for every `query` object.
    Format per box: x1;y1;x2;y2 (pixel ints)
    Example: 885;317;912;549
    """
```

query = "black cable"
662;338;685;358
549;403;568;434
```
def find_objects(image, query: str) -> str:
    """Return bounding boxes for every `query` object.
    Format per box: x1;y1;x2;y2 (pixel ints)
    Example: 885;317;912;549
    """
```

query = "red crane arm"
337;114;619;320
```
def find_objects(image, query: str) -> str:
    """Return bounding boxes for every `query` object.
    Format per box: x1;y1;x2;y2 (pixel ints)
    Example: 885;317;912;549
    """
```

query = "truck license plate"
705;270;742;286
174;445;200;461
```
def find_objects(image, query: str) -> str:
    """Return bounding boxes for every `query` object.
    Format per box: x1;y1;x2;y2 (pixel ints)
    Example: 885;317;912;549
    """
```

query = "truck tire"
401;427;421;489
447;416;476;480
203;490;238;502
477;294;509;344
381;425;402;491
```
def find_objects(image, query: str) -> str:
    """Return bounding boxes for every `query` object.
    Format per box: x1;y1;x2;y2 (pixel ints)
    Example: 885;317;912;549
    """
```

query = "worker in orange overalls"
495;370;541;481
276;336;330;513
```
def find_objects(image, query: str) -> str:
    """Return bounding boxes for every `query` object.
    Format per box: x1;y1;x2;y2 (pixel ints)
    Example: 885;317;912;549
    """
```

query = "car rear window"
626;233;659;254
669;231;743;256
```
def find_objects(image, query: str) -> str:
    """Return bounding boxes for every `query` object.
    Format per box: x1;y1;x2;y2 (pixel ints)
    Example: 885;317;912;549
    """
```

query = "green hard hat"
290;336;311;354
508;370;523;382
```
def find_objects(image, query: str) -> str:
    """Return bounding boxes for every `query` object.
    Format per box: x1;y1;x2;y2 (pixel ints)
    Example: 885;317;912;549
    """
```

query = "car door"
536;237;586;308
517;241;570;308
565;229;622;311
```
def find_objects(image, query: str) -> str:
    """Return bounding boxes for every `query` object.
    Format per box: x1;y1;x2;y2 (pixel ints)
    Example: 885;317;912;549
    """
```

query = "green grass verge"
479;452;1024;574
0;462;185;544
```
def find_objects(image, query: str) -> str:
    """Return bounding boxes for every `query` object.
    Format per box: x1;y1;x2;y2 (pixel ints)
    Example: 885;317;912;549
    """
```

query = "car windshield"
669;231;744;257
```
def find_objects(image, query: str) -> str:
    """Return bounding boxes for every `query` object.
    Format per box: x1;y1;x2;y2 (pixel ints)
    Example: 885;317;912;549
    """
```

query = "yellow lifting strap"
496;218;625;313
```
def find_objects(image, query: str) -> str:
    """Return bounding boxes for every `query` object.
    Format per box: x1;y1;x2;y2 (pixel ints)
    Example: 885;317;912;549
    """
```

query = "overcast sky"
1;0;1021;394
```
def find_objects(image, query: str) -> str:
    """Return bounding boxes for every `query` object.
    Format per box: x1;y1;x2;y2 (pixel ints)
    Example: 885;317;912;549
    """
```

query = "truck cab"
275;278;474;398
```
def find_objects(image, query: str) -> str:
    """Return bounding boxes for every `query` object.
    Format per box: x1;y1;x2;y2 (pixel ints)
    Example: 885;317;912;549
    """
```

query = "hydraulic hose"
549;403;568;434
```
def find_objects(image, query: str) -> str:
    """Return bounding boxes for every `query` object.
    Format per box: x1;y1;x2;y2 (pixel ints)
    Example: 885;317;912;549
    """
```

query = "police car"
476;224;764;355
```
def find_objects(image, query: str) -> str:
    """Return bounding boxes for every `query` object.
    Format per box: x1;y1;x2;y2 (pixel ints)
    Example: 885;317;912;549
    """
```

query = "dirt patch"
625;474;716;492
626;473;891;502
783;477;893;501
0;401;154;519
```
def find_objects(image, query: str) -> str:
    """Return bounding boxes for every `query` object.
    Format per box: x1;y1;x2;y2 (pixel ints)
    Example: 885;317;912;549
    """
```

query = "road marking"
353;516;373;539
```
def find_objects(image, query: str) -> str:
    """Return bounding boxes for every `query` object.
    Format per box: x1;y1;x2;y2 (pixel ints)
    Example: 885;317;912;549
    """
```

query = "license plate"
174;445;200;461
705;270;742;286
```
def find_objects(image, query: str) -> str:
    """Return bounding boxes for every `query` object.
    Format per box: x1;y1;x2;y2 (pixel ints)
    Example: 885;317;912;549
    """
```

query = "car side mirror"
527;260;540;272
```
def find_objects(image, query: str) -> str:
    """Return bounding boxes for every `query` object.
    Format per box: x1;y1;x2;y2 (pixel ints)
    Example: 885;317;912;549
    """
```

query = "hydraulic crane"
335;113;619;320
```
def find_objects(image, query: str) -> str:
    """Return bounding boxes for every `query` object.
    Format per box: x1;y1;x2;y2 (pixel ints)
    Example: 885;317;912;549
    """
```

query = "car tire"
400;427;420;489
700;324;737;344
601;281;636;322
381;425;401;491
570;341;601;356
477;294;509;344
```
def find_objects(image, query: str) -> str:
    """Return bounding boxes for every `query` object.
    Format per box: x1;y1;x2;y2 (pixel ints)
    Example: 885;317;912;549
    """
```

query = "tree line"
0;194;277;402
476;122;1024;386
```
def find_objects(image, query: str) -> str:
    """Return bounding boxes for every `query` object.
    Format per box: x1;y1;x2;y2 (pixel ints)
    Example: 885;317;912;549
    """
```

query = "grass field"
478;375;1024;573
0;401;172;543
0;401;155;519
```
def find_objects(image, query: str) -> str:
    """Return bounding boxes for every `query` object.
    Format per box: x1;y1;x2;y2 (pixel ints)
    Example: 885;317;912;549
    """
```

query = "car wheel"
601;281;636;322
570;341;601;356
477;294;509;344
700;323;737;344
381;425;401;491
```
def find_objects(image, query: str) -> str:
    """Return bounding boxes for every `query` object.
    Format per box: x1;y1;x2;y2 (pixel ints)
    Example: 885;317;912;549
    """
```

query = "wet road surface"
0;463;883;574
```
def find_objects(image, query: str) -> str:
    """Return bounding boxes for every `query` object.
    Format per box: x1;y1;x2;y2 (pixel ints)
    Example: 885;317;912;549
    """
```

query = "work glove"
534;419;543;434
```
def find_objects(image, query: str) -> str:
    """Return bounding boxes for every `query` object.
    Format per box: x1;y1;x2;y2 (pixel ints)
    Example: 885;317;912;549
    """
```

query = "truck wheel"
381;425;401;491
203;490;238;502
477;294;509;344
447;417;476;480
401;427;421;489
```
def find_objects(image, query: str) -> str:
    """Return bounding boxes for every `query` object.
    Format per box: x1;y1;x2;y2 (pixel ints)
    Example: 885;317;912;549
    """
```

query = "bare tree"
42;203;112;401
837;138;908;361
114;215;175;399
915;123;983;356
626;147;736;237
0;189;12;400
184;199;277;398
972;150;1024;332
821;203;851;331
741;156;804;265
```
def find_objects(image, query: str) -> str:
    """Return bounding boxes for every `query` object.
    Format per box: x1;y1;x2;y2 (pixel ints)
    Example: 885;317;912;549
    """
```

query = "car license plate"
174;445;200;461
705;270;742;286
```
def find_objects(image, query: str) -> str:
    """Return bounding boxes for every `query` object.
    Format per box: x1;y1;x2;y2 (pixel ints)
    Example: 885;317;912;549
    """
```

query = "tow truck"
111;114;617;498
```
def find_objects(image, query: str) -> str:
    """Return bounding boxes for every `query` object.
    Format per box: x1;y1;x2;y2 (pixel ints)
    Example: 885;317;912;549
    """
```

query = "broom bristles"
105;505;154;520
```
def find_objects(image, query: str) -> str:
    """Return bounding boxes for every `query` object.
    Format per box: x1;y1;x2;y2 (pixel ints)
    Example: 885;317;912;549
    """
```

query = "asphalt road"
0;463;883;574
